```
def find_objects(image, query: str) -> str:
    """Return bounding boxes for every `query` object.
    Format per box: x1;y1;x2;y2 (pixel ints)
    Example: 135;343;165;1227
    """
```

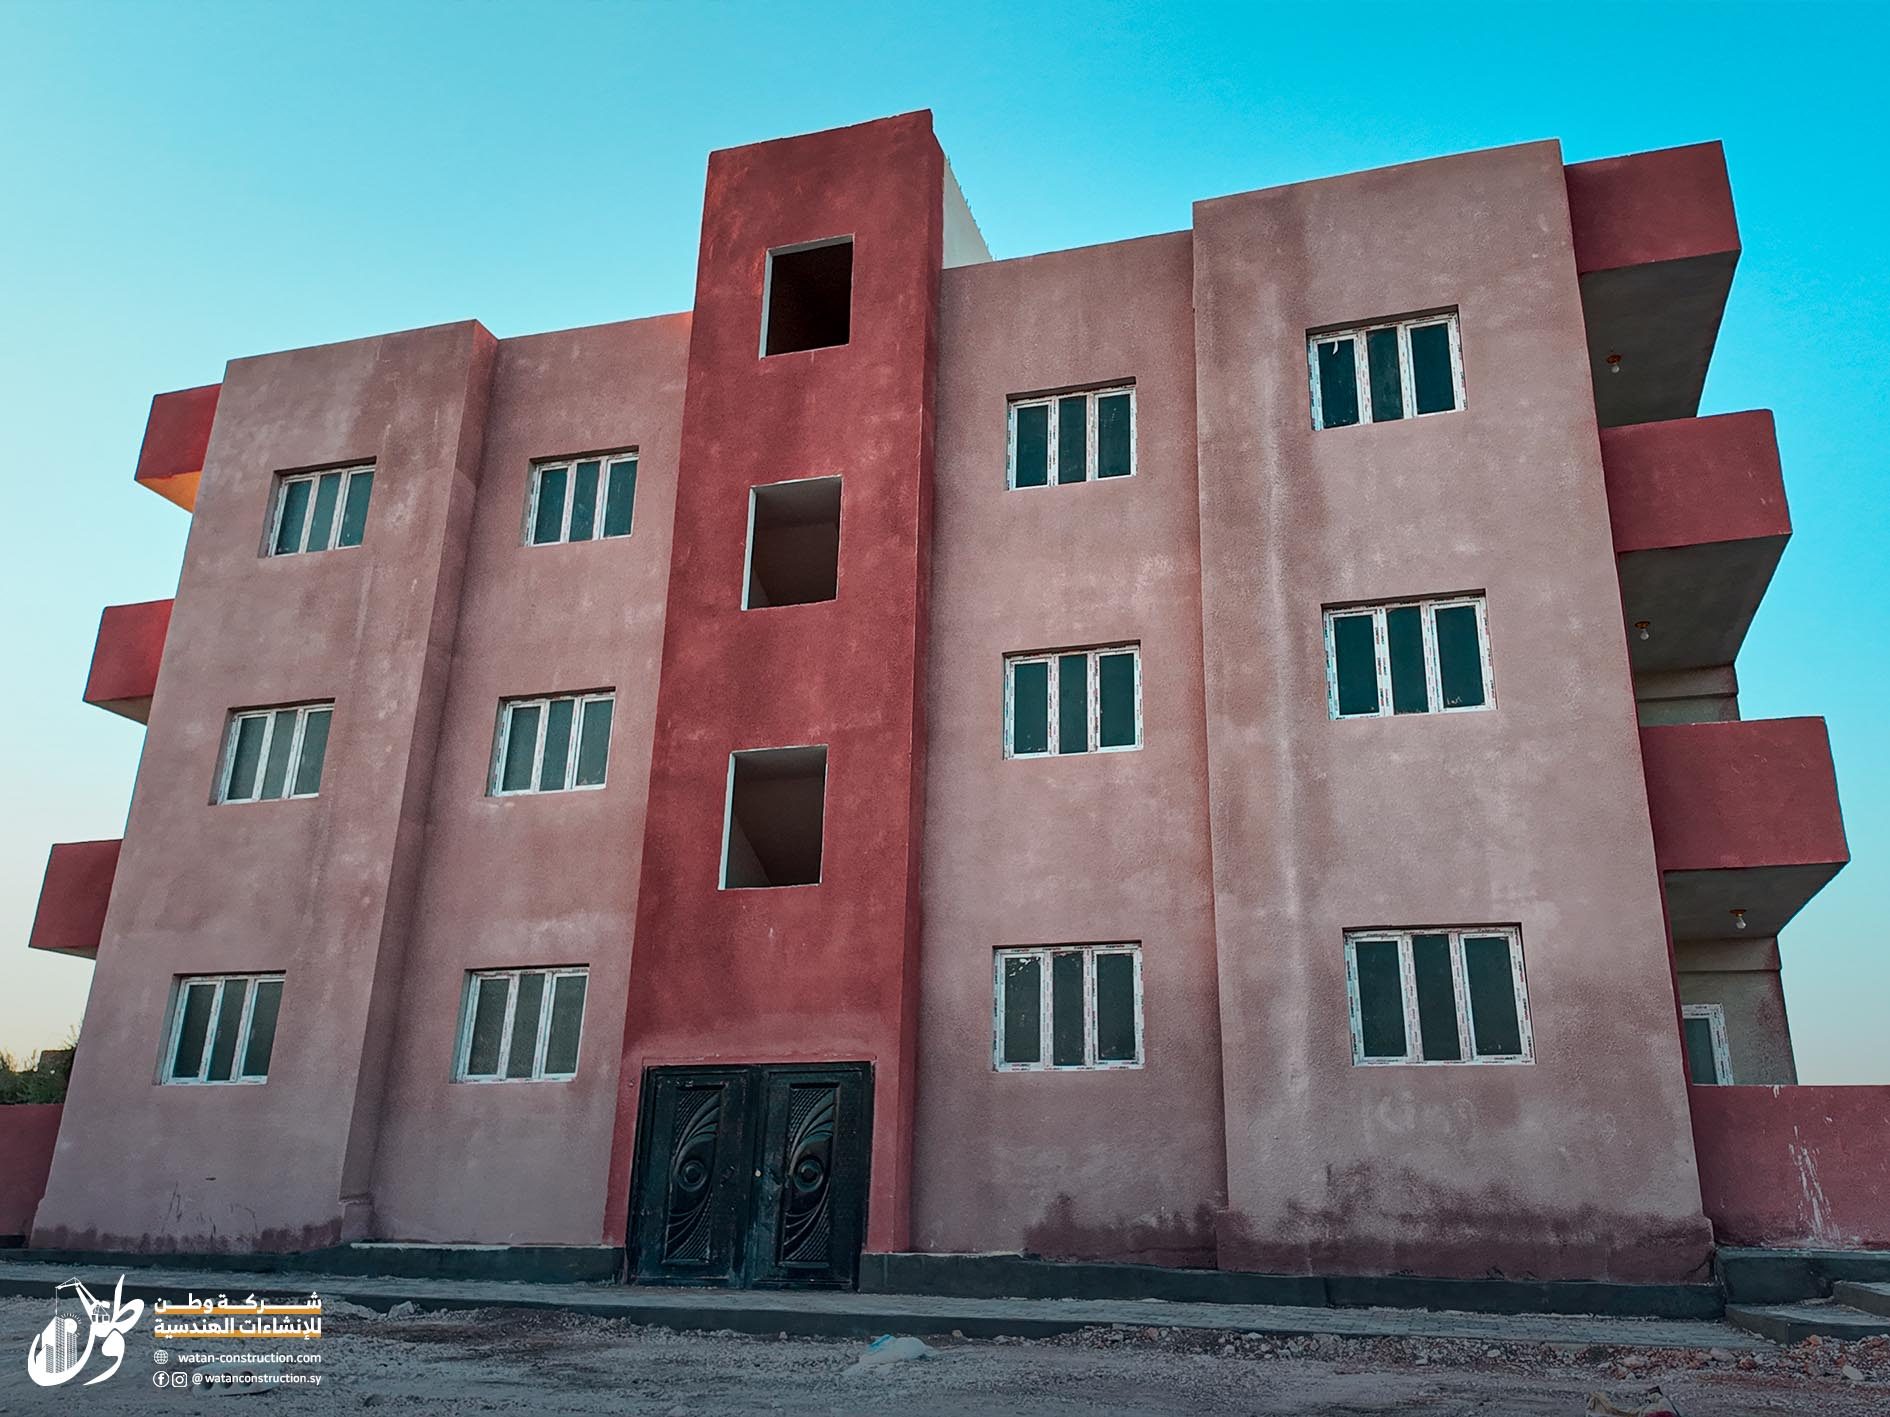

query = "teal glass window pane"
1332;614;1379;716
305;472;343;551
1056;396;1087;483
1012;404;1049;488
1098;653;1136;748
1464;936;1523;1057
205;977;249;1082
336;471;373;547
500;704;541;792
1057;654;1088;753
1316;338;1359;428
226;716;266;800
1387;606;1428;714
1097;393;1132;478
291;708;330;797
1410;323;1456;414
1011;661;1049;754
1001;956;1041;1064
568;460;600;541
1051;952;1084;1065
1095;953;1136;1061
543;975;586;1076
259;709;299;799
505;972;546;1078
1435;604;1486;708
274;479;311;554
538;698;575;792
1354;940;1406;1059
1367;327;1403;421
602;458;637;536
575;698;613;786
532;466;568;544
241;979;282;1079
171;982;217;1079
1412;934;1462;1061
1683;1016;1721;1085
466;976;509;1077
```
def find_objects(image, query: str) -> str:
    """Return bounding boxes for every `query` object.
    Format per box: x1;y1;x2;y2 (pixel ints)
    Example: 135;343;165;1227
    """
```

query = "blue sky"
0;1;1882;1080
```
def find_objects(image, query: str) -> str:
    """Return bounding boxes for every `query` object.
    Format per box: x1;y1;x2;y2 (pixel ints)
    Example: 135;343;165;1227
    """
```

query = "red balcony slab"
1690;1085;1890;1249
1642;718;1848;939
83;598;172;723
1565;143;1740;428
28;839;121;960
1603;412;1791;674
134;383;219;511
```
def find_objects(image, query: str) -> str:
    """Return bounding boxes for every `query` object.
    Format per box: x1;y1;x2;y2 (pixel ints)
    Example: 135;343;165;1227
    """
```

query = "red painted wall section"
1641;719;1849;872
27;840;121;960
0;1106;63;1239
606;113;944;1253
84;599;174;722
1689;1085;1890;1249
1602;412;1790;554
1564;142;1740;275
134;383;221;511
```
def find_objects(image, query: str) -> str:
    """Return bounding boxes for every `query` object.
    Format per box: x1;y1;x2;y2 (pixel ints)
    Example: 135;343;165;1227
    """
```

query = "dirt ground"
1;1296;1885;1415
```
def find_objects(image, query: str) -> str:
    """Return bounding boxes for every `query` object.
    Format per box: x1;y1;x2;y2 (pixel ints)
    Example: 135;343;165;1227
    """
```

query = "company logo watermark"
26;1276;143;1387
24;1276;326;1390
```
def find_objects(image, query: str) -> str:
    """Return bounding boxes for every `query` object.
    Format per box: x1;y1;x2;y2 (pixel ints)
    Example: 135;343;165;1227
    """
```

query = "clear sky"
0;2;1882;1081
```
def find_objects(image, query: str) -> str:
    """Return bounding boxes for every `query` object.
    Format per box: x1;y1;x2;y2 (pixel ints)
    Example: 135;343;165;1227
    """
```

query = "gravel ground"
0;1296;1884;1415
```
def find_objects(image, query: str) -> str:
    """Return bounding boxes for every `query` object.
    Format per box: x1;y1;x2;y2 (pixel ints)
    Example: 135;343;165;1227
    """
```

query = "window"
270;466;373;555
218;703;333;803
491;693;614;795
526;453;638;546
1309;312;1462;430
162;974;283;1084
1345;927;1531;1065
722;746;827;889
762;237;853;356
455;967;588;1082
1005;645;1141;758
1007;385;1135;489
1682;1004;1732;1086
994;944;1142;1071
1324;596;1492;719
744;476;841;608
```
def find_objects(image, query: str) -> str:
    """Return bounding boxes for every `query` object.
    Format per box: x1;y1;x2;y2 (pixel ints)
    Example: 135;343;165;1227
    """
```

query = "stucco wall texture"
28;114;1854;1286
1189;142;1710;1281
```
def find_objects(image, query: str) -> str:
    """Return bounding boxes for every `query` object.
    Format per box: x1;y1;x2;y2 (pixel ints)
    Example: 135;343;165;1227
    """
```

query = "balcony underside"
1665;862;1845;941
1619;536;1786;675
84;598;172;723
28;840;121;960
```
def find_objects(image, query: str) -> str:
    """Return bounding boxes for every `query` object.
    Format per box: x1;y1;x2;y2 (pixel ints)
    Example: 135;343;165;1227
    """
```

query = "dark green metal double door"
629;1063;871;1289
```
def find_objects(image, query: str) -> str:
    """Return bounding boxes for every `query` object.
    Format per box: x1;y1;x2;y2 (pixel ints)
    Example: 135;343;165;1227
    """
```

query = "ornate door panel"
629;1063;871;1289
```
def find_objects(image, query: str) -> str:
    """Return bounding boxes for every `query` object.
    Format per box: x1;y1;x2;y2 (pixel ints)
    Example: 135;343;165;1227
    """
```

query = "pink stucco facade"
21;115;1857;1286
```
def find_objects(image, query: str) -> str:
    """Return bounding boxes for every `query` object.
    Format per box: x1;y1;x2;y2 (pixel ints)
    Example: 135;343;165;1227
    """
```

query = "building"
20;111;1867;1292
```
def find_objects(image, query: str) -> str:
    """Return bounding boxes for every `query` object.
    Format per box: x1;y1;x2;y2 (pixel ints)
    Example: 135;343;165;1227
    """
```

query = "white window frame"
161;973;284;1085
523;452;639;546
454;967;589;1083
1003;644;1143;757
1343;926;1533;1066
1322;595;1494;720
268;465;374;555
489;692;615;796
1006;385;1137;489
993;944;1144;1072
1682;1003;1734;1085
216;702;334;804
1308;312;1464;430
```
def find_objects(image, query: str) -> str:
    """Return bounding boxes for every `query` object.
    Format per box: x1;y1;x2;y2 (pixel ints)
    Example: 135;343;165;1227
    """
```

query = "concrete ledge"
860;1253;1721;1320
1718;1247;1890;1304
1725;1301;1890;1344
0;1258;1766;1350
